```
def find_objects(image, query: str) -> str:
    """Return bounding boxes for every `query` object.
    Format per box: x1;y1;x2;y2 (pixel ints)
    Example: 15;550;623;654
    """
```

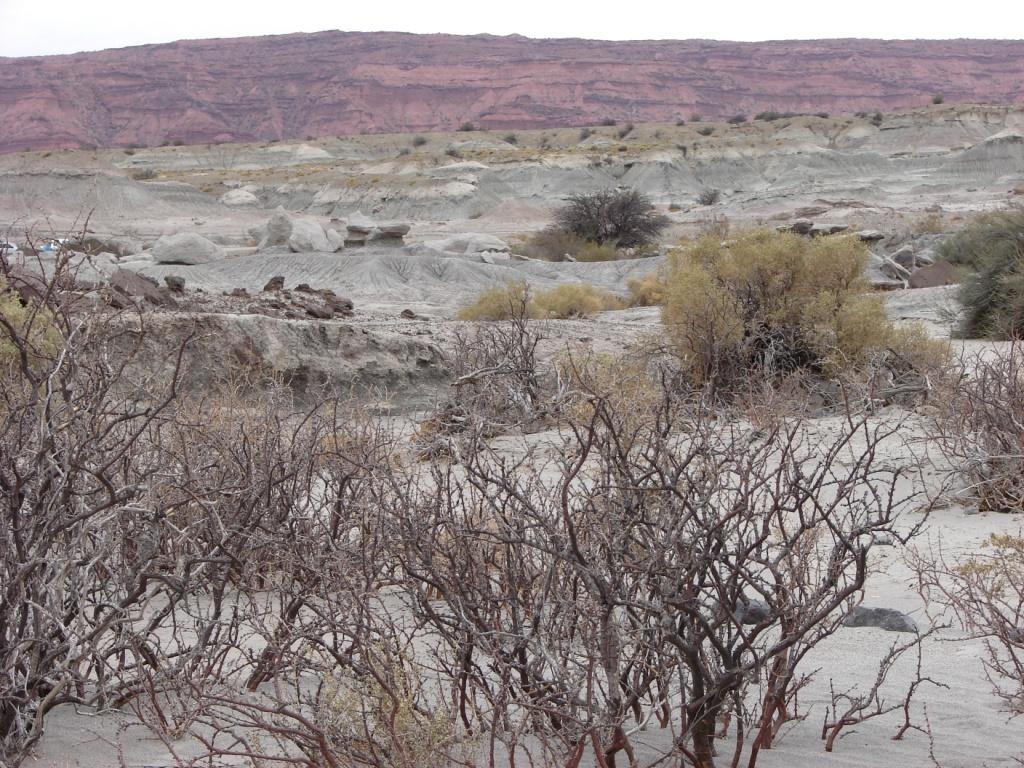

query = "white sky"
1;0;1021;57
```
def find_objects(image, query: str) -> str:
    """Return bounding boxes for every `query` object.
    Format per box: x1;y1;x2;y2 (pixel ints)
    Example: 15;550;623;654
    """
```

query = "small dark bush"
815;112;830;119
932;93;945;105
754;110;798;122
727;114;747;125
871;112;883;126
579;127;594;141
555;188;669;249
675;118;686;126
457;122;476;132
617;123;635;139
172;138;185;146
697;126;714;136
398;147;410;156
445;147;461;158
503;133;518;145
940;210;1024;338
690;113;703;122
600;118;617;126
697;188;721;206
131;169;157;181
412;135;428;147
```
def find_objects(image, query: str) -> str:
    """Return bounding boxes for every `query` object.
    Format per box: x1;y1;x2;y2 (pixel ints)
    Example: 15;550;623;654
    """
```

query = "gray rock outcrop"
425;233;511;255
151;232;224;265
288;219;332;253
844;606;918;633
257;207;339;253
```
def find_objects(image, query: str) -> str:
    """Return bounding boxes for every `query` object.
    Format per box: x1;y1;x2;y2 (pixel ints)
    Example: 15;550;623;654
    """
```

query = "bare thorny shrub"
929;341;1024;513
0;248;445;768
910;341;1024;753
915;534;1024;721
0;246;187;761
417;289;569;453
389;376;935;768
3;256;942;768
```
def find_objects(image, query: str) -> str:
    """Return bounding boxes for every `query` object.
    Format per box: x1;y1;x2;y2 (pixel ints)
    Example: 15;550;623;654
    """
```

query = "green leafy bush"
940;210;1024;338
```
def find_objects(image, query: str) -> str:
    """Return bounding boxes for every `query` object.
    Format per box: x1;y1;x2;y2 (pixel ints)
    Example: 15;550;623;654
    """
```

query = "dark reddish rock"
2;33;1023;152
325;294;354;316
263;275;285;292
110;268;170;305
909;261;958;289
164;275;185;293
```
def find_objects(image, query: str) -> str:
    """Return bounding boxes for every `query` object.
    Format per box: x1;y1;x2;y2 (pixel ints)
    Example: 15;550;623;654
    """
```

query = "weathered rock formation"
2;32;1022;152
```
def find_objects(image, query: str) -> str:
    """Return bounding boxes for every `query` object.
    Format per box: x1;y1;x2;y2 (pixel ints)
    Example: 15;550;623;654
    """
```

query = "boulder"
426;233;511;255
299;298;334;319
868;252;911;282
324;293;354;316
287;219;332;252
856;229;886;242
891;245;917;269
789;218;814;235
263;275;285;292
152;233;224;265
810;222;850;237
77;235;143;257
915;248;937;266
326;228;345;252
909;261;958;289
347;211;377;233
844;606;918;634
220;189;259;206
734;598;771;625
377;222;411;237
110;268;171;305
259;208;294;249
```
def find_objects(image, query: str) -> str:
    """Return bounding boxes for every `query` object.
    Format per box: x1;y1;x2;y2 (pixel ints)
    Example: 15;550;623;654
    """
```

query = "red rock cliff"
1;32;1022;152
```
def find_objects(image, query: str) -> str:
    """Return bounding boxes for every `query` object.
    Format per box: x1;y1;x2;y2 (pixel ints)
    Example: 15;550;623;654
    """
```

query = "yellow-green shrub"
0;278;61;374
519;228;618;262
456;281;535;321
533;284;623;318
626;270;668;306
660;230;946;389
457;281;622;321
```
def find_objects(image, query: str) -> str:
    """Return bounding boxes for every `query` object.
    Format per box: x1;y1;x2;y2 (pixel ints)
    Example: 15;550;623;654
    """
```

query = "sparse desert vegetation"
554;187;669;249
660;230;948;392
940;210;1024;338
2;93;1024;768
